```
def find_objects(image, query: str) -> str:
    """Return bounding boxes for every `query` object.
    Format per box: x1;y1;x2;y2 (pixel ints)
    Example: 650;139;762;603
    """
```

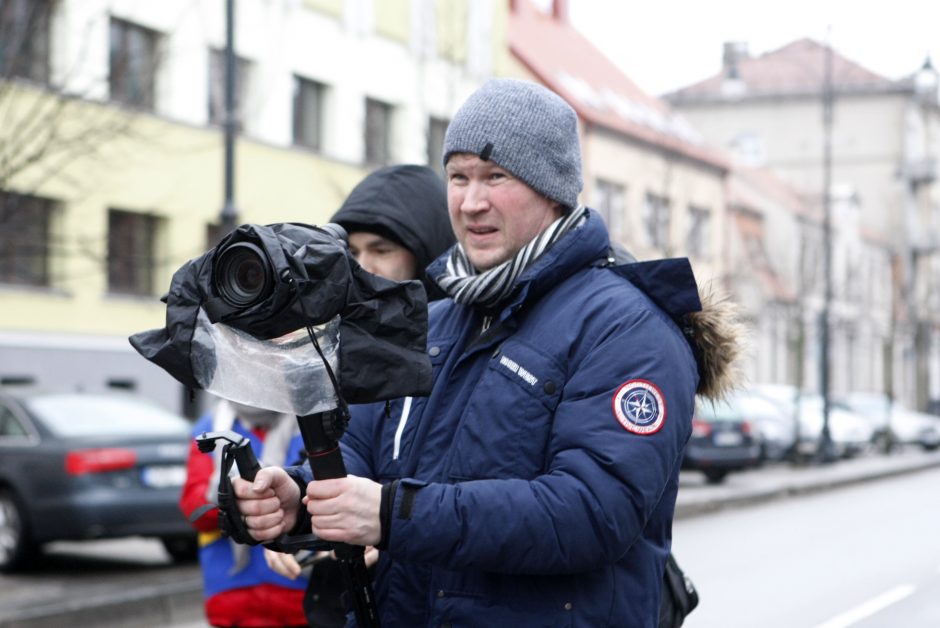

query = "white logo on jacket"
498;355;538;386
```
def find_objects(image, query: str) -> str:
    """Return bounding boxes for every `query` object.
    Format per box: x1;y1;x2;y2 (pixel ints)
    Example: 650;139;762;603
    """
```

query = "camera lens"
213;241;274;308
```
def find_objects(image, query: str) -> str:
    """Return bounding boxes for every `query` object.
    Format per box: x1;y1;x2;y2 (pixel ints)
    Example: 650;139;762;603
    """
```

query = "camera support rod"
297;409;381;628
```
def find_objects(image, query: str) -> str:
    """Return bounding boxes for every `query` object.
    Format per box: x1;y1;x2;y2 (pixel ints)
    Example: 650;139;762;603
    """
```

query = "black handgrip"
195;430;263;546
231;439;261;481
297;410;381;628
196;429;262;481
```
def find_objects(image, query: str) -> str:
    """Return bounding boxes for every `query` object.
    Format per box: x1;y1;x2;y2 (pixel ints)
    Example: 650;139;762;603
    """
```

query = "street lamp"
219;0;239;237
817;33;836;463
905;55;938;413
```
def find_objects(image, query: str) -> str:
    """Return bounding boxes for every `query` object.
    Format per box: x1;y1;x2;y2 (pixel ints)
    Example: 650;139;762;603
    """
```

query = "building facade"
507;0;729;289
667;39;939;410
0;0;506;414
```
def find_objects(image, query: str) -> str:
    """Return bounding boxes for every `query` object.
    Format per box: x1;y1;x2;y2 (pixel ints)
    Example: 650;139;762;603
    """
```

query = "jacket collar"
428;207;703;323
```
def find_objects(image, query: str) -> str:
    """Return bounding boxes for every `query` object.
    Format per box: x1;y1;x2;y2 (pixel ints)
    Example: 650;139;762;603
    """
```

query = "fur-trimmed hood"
609;248;745;401
685;287;746;400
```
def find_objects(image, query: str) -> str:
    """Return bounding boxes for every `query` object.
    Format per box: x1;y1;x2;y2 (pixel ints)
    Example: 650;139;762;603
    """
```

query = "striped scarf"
436;205;587;309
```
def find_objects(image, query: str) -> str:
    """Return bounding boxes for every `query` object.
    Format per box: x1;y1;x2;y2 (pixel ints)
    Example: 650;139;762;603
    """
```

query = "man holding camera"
234;78;735;626
262;163;455;627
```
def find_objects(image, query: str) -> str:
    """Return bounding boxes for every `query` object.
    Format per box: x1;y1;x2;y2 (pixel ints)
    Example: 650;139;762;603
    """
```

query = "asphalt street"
2;447;939;628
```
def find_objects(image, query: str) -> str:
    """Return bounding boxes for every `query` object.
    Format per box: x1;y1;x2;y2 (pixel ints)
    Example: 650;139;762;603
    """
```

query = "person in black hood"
262;164;454;627
330;164;455;298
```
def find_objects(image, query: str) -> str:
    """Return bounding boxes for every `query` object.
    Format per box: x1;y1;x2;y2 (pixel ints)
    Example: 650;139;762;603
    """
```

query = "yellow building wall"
435;0;467;63
303;0;343;18
2;90;365;337
374;0;410;42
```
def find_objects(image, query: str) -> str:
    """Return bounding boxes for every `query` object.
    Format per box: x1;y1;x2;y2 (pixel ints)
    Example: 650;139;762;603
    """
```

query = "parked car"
750;385;874;459
682;396;762;484
0;387;196;571
837;392;940;452
727;391;798;462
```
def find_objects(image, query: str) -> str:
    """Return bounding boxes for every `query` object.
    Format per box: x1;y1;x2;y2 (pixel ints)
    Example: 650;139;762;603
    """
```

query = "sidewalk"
4;447;940;627
674;446;940;519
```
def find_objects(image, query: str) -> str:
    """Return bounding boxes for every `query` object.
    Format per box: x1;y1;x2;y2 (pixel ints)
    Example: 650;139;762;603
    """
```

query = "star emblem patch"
613;379;666;435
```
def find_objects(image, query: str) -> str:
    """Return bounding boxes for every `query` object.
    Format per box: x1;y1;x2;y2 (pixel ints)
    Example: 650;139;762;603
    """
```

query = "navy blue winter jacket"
297;208;701;627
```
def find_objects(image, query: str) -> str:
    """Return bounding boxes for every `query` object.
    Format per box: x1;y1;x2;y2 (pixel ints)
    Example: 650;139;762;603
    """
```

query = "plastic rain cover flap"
191;308;340;416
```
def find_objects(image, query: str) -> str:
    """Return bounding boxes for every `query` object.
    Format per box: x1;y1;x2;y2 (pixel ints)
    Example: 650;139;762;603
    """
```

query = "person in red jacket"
179;399;309;627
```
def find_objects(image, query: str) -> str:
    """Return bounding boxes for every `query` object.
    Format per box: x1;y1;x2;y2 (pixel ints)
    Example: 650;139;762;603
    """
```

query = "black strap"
659;552;699;628
375;480;399;551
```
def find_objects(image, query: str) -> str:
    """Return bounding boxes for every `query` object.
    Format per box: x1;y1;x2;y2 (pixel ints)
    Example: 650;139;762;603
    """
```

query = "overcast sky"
565;0;939;96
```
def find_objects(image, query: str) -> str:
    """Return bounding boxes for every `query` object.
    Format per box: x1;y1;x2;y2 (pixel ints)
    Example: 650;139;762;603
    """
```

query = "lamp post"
907;56;938;412
817;32;836;463
219;0;238;236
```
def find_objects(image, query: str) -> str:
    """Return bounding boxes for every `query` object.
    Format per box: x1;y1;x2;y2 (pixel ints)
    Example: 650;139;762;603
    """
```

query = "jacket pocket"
447;339;565;480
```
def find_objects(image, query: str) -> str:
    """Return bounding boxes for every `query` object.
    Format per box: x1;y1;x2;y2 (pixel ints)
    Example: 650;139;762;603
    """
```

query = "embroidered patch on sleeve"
612;379;666;435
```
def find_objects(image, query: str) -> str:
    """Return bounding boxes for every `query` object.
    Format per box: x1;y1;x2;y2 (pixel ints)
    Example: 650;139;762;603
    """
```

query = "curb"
0;577;204;628
674;452;940;519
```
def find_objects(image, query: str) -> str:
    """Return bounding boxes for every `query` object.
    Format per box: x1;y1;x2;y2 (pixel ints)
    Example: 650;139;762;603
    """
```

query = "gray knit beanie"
443;78;582;209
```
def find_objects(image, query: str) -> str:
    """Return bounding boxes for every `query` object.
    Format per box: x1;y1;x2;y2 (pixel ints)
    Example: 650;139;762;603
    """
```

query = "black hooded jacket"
330;164;455;298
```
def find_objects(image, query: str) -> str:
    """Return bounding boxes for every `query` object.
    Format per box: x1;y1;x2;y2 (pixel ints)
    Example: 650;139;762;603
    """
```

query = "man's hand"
233;466;301;542
264;548;304;579
304;475;382;547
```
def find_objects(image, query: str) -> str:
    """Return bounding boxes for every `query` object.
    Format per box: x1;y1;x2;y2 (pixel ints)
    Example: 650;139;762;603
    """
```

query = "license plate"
714;432;743;447
141;465;187;488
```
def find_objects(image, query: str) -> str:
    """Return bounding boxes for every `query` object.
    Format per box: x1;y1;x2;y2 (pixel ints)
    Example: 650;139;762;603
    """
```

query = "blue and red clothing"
180;412;308;627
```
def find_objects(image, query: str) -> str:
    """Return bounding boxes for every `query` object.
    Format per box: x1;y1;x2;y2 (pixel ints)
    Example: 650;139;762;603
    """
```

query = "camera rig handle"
193;430;331;554
196;429;260;478
297;408;381;628
194;418;381;627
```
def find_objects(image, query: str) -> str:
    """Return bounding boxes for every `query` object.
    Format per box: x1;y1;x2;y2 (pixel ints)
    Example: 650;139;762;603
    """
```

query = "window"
0;405;29;439
293;76;325;151
0;191;56;287
643;192;670;249
208;49;251;127
0;0;52;83
107;209;160;296
731;131;765;167
687;205;712;259
109;18;160;110
742;232;770;270
364;97;393;165
593;179;625;240
427;116;449;174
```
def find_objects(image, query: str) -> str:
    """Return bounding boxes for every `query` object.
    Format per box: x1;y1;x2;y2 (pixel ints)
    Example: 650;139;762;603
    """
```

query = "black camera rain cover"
129;222;433;405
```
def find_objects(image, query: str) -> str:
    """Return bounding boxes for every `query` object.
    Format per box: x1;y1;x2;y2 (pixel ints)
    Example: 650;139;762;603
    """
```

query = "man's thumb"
252;468;274;492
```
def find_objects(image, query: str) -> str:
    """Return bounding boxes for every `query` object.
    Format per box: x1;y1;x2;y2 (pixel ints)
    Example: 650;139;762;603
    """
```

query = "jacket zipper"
392;396;413;460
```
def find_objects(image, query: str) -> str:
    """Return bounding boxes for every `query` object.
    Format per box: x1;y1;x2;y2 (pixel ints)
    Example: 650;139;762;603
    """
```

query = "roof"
667;38;904;103
508;1;728;171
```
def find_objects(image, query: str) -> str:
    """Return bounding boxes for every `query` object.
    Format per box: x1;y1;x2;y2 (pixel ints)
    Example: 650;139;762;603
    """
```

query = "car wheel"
703;469;727;484
0;488;36;572
161;534;198;563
